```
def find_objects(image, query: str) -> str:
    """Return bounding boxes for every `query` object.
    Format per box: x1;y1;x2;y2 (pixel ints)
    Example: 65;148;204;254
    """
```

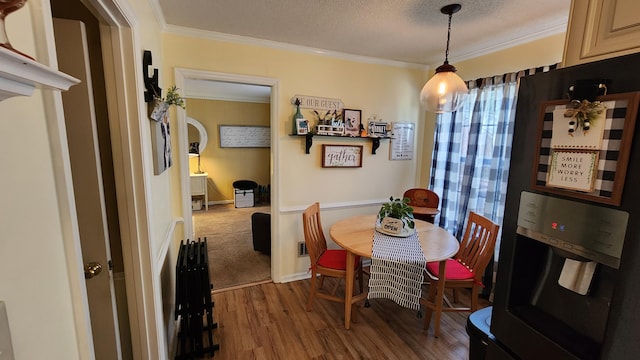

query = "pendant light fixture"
420;3;468;113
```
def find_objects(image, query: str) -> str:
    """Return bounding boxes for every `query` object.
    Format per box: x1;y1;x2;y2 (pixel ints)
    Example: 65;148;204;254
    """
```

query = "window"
429;75;518;259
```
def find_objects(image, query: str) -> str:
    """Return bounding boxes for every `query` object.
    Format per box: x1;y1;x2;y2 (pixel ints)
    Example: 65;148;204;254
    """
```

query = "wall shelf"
291;133;390;155
0;46;79;101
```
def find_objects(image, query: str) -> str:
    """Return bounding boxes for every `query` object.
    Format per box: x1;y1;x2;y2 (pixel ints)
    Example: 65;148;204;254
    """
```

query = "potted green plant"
150;85;185;121
377;196;415;236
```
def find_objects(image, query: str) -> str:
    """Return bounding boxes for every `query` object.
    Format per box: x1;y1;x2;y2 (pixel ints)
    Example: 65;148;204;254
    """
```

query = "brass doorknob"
84;262;103;279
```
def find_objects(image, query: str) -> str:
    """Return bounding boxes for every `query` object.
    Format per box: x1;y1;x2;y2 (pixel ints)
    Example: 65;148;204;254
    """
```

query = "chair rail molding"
0;46;79;101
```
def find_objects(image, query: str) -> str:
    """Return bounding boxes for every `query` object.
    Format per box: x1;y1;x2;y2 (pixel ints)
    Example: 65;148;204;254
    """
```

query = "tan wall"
3;1;567;358
186;99;270;201
162;33;427;280
456;33;566;80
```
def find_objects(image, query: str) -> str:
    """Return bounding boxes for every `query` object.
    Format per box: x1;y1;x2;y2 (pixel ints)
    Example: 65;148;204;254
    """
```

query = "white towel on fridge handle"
558;259;597;295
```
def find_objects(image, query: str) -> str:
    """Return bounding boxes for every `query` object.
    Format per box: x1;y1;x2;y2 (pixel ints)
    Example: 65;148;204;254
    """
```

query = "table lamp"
188;142;204;174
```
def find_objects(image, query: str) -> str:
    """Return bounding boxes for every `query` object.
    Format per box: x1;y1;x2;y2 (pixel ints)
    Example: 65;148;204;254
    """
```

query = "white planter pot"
380;217;404;235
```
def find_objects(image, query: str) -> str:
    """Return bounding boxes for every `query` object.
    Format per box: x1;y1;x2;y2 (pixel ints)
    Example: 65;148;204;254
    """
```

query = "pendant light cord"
444;12;452;64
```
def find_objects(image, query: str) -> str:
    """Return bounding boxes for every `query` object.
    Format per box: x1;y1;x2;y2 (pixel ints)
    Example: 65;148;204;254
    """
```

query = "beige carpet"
192;203;271;290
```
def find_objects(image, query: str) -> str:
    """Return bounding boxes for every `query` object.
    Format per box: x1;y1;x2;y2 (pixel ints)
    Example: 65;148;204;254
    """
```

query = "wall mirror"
186;116;208;154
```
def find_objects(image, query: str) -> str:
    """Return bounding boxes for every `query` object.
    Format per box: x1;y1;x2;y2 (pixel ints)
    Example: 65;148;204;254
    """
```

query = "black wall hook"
568;79;610;102
143;50;161;103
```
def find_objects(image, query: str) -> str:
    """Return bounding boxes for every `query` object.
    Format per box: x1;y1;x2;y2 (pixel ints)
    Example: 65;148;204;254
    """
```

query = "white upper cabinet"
563;0;640;67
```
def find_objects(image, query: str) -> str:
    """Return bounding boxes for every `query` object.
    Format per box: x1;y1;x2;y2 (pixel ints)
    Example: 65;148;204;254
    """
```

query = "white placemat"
368;229;426;310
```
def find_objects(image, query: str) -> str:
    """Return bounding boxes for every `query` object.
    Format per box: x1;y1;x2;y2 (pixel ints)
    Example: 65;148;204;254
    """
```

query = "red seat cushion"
317;249;360;270
426;259;474;280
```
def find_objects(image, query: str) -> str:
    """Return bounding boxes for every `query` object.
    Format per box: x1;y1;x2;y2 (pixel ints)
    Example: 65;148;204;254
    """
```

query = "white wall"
0;3;84;359
1;0;180;358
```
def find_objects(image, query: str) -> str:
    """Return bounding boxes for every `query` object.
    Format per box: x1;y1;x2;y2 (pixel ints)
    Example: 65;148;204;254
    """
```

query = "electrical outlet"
298;242;308;257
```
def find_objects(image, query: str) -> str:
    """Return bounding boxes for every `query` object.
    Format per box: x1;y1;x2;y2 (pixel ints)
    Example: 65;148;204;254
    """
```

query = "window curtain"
429;65;557;259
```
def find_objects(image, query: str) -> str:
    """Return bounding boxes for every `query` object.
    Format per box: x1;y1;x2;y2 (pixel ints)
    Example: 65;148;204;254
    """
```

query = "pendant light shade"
421;4;467;113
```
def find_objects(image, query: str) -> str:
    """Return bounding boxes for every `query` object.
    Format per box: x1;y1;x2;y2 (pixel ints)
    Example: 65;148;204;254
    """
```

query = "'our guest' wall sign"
292;95;344;111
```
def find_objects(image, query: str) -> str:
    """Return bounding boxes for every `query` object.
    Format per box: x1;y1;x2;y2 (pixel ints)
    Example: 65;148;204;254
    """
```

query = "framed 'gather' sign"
532;92;640;205
322;144;363;168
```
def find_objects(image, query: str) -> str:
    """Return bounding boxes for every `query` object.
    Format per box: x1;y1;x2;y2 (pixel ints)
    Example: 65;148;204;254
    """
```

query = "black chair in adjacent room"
251;212;271;255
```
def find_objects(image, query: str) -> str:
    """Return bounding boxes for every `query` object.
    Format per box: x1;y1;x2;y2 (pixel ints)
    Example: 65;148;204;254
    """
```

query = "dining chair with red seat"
420;211;499;337
403;188;440;223
303;202;363;314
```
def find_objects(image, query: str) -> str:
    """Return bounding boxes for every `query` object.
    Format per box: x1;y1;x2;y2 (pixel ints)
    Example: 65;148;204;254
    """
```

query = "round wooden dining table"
329;214;459;331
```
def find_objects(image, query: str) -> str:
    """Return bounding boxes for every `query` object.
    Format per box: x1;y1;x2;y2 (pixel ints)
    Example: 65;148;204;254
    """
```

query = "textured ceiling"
157;0;571;66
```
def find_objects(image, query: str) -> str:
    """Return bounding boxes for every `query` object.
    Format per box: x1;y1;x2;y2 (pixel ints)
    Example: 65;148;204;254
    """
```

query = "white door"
53;18;122;359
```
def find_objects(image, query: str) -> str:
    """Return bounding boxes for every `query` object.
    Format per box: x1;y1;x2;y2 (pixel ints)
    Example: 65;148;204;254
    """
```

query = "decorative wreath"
564;99;606;136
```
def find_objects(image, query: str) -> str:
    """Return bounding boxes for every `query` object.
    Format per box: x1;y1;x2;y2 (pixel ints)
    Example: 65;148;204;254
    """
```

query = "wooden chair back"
302;202;364;315
455;211;500;282
403;188;440;208
421;211;499;337
403;188;440;223
302;202;327;270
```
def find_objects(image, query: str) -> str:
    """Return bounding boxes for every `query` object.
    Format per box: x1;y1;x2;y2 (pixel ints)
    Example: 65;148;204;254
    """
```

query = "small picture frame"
296;118;309;135
322;144;363;168
368;121;389;137
343;109;361;137
532;92;640;205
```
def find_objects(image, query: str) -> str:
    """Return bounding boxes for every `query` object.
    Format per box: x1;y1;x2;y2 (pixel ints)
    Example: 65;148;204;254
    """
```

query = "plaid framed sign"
532;92;640;205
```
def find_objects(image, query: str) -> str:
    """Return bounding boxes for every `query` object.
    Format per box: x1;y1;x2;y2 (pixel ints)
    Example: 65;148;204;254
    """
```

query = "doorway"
175;68;280;287
51;1;131;358
37;0;168;357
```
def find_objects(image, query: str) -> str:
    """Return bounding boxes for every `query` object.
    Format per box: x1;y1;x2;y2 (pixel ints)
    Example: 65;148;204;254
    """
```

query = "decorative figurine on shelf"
367;114;389;138
0;0;33;59
293;98;307;135
314;109;344;135
313;109;332;125
296;118;309;135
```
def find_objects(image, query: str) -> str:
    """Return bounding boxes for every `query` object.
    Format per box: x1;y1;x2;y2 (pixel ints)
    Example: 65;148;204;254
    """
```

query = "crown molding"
149;0;167;28
430;17;568;67
163;24;426;70
161;15;567;72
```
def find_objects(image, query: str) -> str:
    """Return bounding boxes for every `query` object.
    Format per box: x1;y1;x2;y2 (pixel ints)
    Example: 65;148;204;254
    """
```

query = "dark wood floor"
197;278;488;360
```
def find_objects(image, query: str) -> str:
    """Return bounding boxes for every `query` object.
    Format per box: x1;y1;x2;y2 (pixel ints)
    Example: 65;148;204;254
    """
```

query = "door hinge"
108;260;113;271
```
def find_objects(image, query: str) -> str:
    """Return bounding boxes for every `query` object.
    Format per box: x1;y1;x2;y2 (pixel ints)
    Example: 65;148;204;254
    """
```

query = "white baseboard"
208;200;234;205
278;259;371;284
278;272;311;283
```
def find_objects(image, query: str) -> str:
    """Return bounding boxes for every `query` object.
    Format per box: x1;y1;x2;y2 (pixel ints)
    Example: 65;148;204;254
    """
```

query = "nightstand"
190;172;208;211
